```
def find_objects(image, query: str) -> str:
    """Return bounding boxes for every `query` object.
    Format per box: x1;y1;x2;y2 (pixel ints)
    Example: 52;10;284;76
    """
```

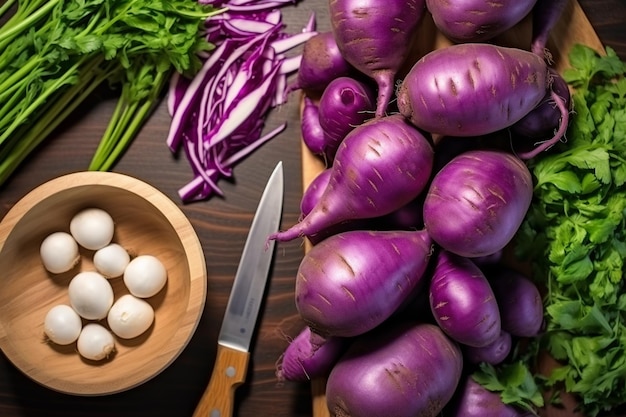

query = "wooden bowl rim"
0;171;207;396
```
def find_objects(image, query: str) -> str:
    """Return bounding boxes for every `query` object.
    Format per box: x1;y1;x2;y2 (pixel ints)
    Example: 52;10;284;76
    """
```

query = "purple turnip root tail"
531;0;568;57
301;96;326;155
373;70;395;117
273;115;434;243
268;204;342;242
329;0;427;120
517;90;570;159
274;353;289;382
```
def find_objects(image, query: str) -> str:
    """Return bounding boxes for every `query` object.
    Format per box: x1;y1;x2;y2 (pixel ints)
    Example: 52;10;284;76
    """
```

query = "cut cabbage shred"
166;0;316;202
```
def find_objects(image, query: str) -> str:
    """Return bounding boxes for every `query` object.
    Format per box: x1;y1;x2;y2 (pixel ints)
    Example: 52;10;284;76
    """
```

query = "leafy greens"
0;0;221;183
476;44;626;417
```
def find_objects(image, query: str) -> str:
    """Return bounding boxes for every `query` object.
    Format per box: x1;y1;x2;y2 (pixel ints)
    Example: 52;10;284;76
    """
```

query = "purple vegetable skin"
429;250;501;347
318;77;376;160
397;44;559;138
486;267;544;337
511;68;571;147
397;43;572;158
427;0;537;43
326;321;463;417
375;195;424;231
288;31;354;94
295;229;433;342
302;169;424;231
270;115;434;242
445;376;533;417
464;330;512;365
301;97;327;156
276;326;349;382
423;149;533;258
301;169;332;217
301;169;425;244
329;0;427;118
300;169;370;245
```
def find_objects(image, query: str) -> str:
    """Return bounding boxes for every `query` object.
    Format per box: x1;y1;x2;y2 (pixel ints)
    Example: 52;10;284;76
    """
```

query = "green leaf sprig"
473;361;545;414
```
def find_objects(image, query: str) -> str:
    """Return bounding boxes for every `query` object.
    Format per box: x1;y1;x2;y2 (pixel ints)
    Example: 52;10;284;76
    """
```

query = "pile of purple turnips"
271;1;572;416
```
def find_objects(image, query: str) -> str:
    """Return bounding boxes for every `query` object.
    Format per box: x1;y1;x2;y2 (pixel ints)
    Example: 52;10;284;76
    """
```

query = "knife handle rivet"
210;409;221;417
225;366;236;378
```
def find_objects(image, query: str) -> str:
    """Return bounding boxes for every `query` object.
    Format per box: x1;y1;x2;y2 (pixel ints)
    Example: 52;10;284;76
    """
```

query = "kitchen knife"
193;161;284;417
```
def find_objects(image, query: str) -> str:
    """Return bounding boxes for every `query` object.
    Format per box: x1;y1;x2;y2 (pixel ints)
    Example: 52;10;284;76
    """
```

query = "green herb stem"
0;0;17;21
0;0;60;49
0;56;41;102
0;59;85;148
89;68;169;171
0;58;114;184
88;94;140;170
0;82;29;131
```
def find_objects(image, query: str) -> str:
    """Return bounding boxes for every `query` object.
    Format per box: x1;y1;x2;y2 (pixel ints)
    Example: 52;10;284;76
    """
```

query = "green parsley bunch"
477;44;626;417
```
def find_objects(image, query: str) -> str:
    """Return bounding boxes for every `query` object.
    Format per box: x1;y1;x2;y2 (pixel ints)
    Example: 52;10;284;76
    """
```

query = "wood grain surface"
0;1;625;417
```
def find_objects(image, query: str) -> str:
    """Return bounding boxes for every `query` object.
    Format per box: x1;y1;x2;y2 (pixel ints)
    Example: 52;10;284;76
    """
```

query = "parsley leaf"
472;362;544;413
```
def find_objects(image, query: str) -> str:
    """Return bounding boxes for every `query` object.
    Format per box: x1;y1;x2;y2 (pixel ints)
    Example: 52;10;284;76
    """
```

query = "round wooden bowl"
0;172;207;396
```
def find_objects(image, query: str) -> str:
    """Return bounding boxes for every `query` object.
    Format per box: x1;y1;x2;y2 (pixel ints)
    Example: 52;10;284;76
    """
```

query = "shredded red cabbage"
166;0;316;202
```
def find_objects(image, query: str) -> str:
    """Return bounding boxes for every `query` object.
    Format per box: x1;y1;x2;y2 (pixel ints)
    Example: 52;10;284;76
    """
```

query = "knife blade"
193;161;284;417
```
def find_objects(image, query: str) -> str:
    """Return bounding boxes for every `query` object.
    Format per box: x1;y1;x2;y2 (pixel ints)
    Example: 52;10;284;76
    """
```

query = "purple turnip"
429;250;501;347
326;321;463;417
426;0;537;43
301;96;327;156
329;0;427;117
531;0;569;57
317;76;376;160
295;229;433;344
445;375;534;417
397;43;570;159
270;115;434;243
423;149;533;258
464;330;512;365
511;68;572;157
485;266;544;337
276;326;349;382
287;31;354;95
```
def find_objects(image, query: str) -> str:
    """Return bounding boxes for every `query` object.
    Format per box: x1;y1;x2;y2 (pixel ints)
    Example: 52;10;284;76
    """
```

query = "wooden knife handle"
311;377;331;417
193;345;250;417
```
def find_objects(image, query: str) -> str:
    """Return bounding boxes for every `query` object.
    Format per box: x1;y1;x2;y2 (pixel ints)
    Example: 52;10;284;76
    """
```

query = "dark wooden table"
0;1;625;416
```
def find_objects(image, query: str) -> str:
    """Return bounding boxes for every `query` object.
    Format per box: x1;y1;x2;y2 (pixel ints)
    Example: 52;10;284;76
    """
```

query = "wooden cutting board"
301;1;605;416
